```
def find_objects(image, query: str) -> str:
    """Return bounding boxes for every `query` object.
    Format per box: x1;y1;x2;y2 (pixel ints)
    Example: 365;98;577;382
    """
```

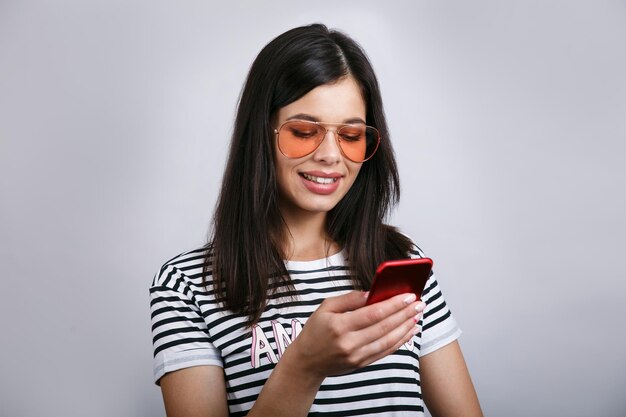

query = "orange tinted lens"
278;121;323;158
338;125;379;162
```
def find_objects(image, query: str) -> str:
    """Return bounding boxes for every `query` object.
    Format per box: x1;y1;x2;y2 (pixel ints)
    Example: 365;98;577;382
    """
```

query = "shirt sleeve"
149;263;223;385
409;244;462;356
419;273;462;355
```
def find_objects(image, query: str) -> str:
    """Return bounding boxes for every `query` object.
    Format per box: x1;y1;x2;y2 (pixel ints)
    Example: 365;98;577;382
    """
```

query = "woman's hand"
286;290;426;379
247;290;426;417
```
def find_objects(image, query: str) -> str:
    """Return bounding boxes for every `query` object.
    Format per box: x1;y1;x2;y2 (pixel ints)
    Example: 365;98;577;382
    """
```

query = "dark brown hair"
207;24;412;325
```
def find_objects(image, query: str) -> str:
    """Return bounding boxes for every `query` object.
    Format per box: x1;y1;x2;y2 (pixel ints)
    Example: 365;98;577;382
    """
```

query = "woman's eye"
339;130;363;142
339;126;365;142
291;129;317;138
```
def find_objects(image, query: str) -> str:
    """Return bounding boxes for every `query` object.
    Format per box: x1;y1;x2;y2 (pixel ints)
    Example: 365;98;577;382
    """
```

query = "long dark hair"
207;24;412;325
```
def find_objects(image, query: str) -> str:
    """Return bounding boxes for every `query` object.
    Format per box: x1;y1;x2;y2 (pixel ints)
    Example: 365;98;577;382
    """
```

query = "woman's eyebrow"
286;113;367;124
286;113;318;122
343;117;366;125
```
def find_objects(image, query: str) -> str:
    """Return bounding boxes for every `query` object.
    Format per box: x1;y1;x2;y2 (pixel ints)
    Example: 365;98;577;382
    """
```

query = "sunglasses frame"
273;119;381;163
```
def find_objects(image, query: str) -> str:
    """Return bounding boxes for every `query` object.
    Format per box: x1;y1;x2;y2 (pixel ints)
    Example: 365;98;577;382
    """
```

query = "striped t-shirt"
149;244;461;416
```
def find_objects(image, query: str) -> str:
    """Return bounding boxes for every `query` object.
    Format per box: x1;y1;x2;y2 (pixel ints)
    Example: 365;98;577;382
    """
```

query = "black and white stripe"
150;243;461;416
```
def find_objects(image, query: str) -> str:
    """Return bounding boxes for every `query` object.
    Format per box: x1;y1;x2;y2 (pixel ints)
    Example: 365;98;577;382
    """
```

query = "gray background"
1;1;625;416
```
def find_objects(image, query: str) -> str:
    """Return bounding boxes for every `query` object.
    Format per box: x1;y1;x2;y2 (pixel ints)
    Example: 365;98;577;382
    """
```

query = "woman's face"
273;76;365;219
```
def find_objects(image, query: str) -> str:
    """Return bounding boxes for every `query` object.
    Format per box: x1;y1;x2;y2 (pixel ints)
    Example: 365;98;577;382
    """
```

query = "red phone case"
365;258;433;305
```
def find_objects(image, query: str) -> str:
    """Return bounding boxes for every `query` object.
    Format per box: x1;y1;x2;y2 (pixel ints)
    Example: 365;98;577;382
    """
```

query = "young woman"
150;24;482;417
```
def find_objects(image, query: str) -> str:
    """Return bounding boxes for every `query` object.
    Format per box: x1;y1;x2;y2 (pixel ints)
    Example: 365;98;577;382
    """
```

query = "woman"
150;24;482;416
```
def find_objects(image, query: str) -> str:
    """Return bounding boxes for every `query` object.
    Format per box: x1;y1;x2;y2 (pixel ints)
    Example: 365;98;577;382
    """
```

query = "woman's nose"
312;129;342;163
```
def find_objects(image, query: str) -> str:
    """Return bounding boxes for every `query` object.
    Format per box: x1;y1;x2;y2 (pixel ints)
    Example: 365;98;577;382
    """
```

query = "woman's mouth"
301;173;338;184
299;172;342;195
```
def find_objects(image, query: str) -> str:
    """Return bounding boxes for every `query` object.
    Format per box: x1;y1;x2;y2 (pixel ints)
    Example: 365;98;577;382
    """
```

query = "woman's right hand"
285;290;426;379
245;291;426;416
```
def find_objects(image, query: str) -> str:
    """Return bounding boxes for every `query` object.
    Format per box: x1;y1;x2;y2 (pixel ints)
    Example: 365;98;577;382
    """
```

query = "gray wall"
1;1;625;416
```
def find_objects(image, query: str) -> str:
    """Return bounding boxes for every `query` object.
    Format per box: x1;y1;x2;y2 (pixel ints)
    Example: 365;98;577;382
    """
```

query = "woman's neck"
279;209;340;261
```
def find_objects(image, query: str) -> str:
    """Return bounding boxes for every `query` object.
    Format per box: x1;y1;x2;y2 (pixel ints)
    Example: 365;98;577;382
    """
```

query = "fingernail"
413;326;421;335
414;313;422;323
362;291;370;298
415;301;426;312
403;294;417;305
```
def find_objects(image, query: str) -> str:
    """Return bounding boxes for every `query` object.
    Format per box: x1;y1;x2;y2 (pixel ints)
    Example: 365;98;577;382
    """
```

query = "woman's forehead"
275;77;366;124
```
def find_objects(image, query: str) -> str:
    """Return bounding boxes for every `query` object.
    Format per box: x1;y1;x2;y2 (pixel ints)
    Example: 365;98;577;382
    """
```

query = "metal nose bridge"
315;125;343;153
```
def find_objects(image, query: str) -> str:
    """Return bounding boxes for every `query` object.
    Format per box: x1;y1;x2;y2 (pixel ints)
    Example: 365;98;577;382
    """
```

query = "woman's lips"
299;172;342;195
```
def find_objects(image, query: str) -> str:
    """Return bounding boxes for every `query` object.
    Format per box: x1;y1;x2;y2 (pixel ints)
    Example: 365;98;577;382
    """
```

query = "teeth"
302;173;338;184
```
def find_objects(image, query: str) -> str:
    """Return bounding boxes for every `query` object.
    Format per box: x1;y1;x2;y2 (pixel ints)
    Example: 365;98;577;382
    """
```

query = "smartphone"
365;258;433;305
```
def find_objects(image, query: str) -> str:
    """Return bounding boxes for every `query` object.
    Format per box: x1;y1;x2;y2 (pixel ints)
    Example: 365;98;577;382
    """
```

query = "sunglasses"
274;120;380;163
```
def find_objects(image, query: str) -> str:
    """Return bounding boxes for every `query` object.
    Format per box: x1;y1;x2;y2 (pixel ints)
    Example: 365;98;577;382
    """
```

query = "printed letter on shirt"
250;324;279;368
271;319;303;358
250;320;304;368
